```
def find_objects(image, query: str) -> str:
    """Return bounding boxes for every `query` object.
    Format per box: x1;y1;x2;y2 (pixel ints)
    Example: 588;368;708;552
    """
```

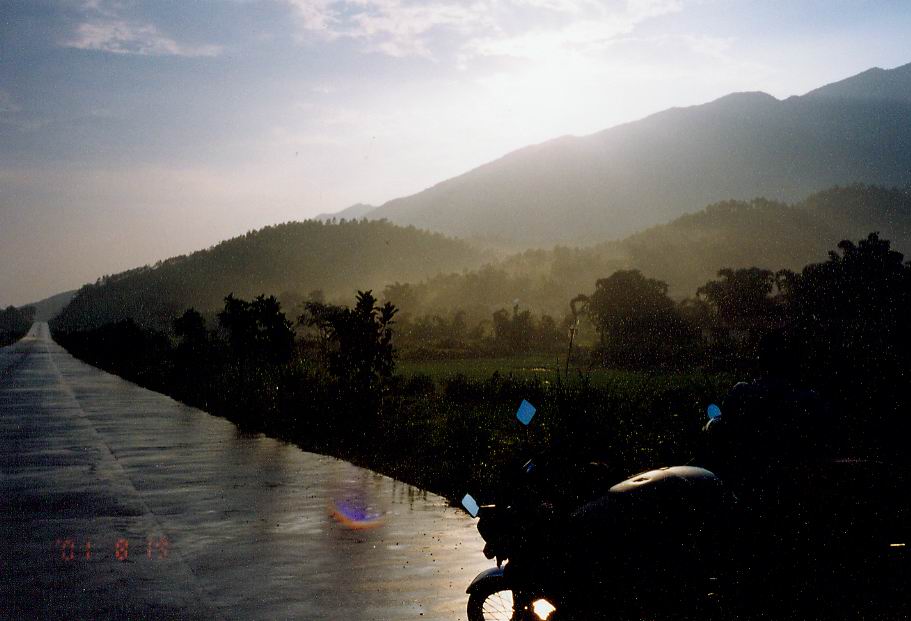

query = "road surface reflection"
0;323;489;620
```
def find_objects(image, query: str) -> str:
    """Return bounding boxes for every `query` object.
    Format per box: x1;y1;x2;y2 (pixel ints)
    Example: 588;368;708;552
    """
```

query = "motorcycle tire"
466;575;536;621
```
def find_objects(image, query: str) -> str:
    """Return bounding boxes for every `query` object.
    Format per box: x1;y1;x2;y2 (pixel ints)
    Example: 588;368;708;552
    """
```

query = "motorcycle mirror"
461;493;480;517
516;399;536;425
707;403;722;420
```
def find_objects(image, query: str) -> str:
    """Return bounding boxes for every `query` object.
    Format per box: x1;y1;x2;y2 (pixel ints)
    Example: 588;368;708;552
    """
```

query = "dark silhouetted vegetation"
300;290;397;392
0;305;36;347
583;270;697;368
50;232;911;499
50;290;730;499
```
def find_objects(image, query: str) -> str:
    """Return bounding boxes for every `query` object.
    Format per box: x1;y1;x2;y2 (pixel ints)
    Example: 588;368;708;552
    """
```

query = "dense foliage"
52;219;487;332
51;233;911;500
779;234;911;455
0;305;36;347
582;270;696;368
300;290;398;393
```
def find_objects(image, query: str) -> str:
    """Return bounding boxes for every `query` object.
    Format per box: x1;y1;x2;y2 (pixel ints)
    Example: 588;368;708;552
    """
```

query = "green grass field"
398;354;733;393
399;354;565;381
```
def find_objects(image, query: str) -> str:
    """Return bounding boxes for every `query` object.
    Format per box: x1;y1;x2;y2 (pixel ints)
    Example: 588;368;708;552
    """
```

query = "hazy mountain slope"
384;185;911;320
26;289;77;322
52;220;487;332
619;184;911;296
367;63;911;247
804;63;911;102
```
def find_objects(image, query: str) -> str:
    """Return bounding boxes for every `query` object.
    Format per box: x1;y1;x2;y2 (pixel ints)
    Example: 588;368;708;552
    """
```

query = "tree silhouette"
173;308;207;355
697;267;780;356
0;305;36;346
218;294;295;365
774;233;911;457
585;270;692;366
698;268;777;326
300;290;398;391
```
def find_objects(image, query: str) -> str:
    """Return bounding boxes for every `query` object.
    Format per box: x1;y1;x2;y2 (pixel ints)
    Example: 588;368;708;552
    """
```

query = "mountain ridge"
362;62;911;247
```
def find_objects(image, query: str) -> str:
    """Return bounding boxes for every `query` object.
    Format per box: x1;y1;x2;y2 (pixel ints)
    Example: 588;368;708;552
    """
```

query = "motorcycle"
464;405;910;621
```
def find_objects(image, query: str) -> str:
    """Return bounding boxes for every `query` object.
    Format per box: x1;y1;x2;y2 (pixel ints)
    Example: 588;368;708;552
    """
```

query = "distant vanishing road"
0;323;489;620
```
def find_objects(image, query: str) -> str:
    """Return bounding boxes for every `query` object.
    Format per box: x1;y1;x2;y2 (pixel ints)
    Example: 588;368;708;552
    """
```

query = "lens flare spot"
330;495;385;530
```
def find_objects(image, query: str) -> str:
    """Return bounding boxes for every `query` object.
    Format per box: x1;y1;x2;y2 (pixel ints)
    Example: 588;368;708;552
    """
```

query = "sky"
1;0;910;305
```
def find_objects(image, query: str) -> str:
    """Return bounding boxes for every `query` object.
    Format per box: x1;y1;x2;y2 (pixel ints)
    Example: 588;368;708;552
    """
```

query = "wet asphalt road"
0;323;490;620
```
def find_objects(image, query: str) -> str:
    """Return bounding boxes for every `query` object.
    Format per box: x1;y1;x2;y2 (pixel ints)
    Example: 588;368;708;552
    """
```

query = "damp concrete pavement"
0;323;491;620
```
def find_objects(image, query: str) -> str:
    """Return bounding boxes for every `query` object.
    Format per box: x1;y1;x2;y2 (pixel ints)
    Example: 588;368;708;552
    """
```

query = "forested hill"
53;185;911;333
52;219;487;332
617;184;911;296
364;62;911;247
384;185;911;319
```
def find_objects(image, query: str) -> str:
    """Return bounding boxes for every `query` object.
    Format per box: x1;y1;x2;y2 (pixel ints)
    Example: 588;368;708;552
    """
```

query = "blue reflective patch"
707;403;722;420
516;400;536;425
462;493;479;517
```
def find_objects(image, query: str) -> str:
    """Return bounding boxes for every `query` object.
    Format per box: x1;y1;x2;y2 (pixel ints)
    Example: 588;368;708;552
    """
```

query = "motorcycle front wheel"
467;576;537;621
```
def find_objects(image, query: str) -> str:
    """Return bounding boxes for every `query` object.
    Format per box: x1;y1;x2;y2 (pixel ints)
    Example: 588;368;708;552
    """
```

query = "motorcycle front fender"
466;566;506;594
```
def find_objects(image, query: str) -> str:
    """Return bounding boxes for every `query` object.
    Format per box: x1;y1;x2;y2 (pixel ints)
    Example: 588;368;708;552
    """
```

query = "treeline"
394;305;569;358
51;233;911;499
54;290;398;449
0;305;35;347
578;233;911;457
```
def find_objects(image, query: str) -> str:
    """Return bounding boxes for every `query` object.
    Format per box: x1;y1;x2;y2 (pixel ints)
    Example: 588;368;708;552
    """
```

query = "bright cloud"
286;0;686;61
287;0;491;57
463;0;685;63
63;20;222;57
62;1;222;58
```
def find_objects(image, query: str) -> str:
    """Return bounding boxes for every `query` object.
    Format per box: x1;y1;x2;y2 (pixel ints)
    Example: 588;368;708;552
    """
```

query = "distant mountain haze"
617;184;911;297
26;290;77;322
379;185;911;321
361;63;911;247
